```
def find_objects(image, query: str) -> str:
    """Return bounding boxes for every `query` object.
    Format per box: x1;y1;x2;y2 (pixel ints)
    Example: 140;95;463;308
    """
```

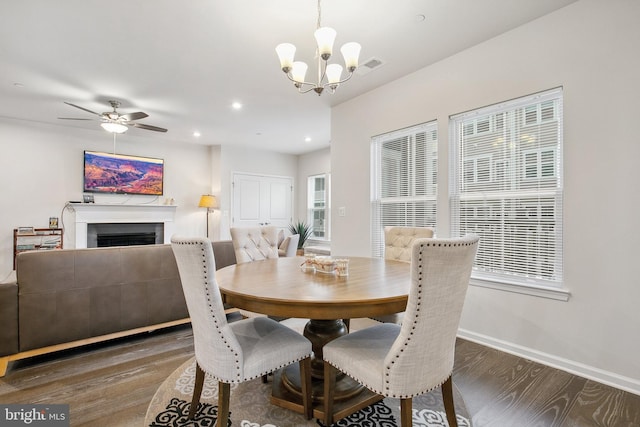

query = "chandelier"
275;0;361;96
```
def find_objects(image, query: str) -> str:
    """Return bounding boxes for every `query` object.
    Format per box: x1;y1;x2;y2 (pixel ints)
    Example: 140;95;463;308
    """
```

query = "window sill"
470;277;570;301
304;240;331;256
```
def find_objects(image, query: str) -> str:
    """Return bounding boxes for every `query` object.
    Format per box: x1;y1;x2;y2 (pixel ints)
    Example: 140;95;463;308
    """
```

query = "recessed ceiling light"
232;102;242;110
305;137;311;142
193;131;201;137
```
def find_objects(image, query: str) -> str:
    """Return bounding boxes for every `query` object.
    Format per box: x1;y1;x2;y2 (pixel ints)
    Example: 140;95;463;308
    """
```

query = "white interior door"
232;173;293;229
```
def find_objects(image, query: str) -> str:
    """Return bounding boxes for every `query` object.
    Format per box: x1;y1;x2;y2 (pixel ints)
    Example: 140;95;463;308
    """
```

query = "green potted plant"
289;221;312;255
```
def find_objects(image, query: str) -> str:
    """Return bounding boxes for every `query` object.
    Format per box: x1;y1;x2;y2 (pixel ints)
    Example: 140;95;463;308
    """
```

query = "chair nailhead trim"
175;238;314;385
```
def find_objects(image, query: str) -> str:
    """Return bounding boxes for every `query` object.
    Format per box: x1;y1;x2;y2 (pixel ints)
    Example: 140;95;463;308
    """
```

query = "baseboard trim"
458;328;640;397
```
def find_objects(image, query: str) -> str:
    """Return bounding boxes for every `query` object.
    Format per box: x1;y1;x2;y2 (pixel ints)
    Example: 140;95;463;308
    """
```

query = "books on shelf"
17;226;34;235
13;227;64;269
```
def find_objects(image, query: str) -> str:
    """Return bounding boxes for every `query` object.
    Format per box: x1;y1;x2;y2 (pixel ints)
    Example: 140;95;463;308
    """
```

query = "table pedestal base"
269;318;383;423
270;369;383;422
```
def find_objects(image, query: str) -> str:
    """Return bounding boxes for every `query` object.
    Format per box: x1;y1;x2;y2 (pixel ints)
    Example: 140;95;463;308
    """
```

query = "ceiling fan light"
341;42;361;72
314;27;336;60
276;43;296;72
101;122;128;133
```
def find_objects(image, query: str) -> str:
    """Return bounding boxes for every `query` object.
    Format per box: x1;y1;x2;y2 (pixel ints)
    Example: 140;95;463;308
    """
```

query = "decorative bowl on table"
313;256;336;274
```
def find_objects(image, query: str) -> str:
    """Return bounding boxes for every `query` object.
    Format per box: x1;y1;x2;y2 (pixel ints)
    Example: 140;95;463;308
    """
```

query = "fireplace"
72;204;177;249
87;222;164;248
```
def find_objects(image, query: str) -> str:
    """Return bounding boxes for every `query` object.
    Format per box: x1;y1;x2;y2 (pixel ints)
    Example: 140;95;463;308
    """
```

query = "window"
464;155;492;184
524;100;556;126
371;121;438;257
307;174;329;240
523;148;556;179
463;115;495;136
450;88;564;293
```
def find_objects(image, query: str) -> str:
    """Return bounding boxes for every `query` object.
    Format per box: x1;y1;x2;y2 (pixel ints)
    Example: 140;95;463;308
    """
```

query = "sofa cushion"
16;245;187;352
7;240;237;355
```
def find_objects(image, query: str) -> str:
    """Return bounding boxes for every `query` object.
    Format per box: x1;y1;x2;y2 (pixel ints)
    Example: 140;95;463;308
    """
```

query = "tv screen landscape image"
83;151;164;196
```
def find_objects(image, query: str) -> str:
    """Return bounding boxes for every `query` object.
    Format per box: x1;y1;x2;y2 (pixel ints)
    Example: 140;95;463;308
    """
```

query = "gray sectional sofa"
0;240;236;377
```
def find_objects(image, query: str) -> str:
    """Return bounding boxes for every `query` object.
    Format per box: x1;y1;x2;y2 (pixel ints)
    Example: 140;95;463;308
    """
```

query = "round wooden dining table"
215;255;411;420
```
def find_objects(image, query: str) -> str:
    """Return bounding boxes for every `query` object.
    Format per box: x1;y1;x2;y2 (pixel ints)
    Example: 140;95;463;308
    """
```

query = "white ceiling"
0;0;578;155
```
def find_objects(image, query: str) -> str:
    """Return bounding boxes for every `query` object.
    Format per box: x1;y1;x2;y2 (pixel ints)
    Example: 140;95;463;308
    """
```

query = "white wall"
331;0;640;393
215;145;298;240
0;119;302;276
0;118;213;277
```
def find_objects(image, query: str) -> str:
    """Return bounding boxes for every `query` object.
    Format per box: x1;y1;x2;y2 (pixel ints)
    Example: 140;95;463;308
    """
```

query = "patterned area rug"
145;356;471;427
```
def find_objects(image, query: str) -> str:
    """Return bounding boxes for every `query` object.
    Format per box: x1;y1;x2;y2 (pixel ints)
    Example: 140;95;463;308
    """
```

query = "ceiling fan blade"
131;122;168;133
120;111;148;121
58;117;94;120
64;102;102;116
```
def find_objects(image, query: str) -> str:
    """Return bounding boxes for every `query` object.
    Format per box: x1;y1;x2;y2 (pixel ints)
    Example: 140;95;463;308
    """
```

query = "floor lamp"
198;195;218;238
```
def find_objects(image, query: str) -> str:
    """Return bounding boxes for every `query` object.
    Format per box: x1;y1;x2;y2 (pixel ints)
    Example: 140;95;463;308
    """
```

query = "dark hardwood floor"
1;324;638;426
452;339;640;427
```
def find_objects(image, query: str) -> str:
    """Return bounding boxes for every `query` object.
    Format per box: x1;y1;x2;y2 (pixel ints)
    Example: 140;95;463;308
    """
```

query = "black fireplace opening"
97;232;157;247
87;223;164;248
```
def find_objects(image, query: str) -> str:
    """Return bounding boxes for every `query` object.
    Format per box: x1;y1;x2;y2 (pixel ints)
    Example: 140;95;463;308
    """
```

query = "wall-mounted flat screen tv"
83;151;164;196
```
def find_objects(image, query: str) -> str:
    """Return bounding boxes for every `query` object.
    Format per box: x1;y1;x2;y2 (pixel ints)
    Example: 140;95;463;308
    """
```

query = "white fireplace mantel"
72;203;177;248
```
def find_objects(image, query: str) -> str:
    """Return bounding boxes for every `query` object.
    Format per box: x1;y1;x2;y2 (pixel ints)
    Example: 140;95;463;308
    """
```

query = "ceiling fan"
59;100;168;133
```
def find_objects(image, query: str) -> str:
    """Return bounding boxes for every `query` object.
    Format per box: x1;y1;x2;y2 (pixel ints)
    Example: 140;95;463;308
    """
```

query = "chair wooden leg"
188;362;205;419
400;398;412;427
217;381;231;427
323;361;337;427
299;357;313;420
441;375;458;427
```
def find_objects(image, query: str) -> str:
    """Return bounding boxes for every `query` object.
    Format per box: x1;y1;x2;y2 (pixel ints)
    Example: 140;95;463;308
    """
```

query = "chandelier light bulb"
341;42;361;72
275;43;296;72
291;62;308;84
314;27;337;60
326;64;343;84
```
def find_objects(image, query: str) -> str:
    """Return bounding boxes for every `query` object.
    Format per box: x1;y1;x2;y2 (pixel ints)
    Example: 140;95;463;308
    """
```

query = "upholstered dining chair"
278;233;300;257
230;225;280;263
372;226;435;324
384;226;435;262
323;234;479;427
170;236;313;425
230;226;281;318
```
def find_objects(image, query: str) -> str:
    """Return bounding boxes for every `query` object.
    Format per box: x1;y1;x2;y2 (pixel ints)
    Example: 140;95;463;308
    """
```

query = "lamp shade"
291;61;308;83
198;194;218;209
341;42;361;72
314;27;337;59
275;43;296;71
326;63;343;84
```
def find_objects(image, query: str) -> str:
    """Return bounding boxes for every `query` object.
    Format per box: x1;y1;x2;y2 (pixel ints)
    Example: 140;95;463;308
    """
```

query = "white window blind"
371;121;438;257
449;88;563;288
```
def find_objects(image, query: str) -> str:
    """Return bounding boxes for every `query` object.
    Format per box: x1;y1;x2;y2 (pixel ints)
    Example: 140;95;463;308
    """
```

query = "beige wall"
330;0;640;393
